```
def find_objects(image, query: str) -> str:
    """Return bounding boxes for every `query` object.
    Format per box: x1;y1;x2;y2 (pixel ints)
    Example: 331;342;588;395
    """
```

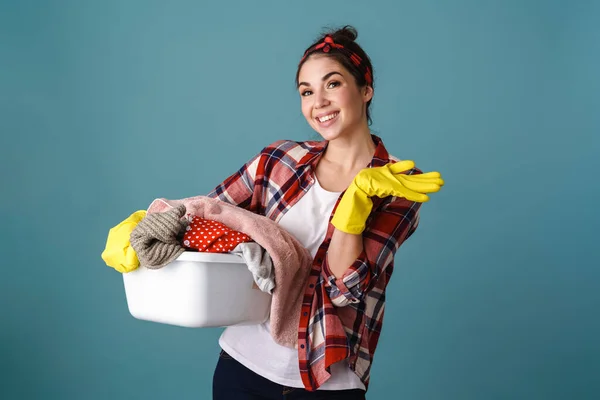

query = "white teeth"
318;112;338;123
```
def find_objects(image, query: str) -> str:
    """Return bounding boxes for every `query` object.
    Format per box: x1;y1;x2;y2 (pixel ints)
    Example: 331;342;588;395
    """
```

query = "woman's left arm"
326;229;364;278
322;161;443;306
321;196;422;306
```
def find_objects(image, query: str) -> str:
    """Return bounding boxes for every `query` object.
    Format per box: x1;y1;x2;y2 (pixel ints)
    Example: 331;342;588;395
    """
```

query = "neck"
321;129;376;172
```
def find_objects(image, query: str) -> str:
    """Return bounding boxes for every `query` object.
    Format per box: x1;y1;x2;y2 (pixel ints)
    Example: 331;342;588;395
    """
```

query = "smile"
316;112;339;123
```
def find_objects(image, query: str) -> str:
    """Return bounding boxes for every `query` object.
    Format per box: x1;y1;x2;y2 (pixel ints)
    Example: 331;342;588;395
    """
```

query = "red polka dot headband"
300;36;373;85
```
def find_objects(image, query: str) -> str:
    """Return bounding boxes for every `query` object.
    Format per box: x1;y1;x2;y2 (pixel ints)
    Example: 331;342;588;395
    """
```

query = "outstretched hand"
331;161;445;235
353;160;444;202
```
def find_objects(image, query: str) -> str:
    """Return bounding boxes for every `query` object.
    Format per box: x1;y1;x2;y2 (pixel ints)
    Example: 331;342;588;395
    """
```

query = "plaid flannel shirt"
207;134;422;391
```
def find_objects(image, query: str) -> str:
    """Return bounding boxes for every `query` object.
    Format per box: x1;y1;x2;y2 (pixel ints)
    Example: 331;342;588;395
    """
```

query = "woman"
209;26;444;399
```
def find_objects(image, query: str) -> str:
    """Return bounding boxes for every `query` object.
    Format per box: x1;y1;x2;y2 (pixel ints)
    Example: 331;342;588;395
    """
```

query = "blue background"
1;0;598;399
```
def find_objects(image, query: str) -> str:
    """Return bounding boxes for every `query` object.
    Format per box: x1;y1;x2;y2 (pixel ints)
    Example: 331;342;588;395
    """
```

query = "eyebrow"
298;71;343;88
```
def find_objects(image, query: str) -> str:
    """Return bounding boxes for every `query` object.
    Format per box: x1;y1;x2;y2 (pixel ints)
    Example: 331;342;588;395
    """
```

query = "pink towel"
147;196;313;349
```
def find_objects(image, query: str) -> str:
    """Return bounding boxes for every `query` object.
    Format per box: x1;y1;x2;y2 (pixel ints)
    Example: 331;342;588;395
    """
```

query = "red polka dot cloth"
182;216;253;252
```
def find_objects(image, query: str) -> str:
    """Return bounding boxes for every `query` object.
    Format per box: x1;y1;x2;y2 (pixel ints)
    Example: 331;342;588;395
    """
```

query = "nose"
314;89;330;109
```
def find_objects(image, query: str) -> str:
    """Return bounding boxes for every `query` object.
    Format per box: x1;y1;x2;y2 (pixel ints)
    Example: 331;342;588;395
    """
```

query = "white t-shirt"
218;175;366;391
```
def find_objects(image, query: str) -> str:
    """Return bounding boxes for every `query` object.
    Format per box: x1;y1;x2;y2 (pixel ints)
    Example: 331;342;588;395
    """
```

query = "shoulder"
247;139;322;190
257;138;324;164
372;135;423;176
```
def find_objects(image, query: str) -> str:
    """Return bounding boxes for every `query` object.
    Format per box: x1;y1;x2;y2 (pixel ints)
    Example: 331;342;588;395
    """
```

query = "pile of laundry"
101;196;313;347
102;201;275;293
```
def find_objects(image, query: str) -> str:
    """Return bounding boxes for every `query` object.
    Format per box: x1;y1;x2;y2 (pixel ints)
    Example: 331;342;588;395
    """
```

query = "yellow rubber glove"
101;210;147;273
331;161;444;234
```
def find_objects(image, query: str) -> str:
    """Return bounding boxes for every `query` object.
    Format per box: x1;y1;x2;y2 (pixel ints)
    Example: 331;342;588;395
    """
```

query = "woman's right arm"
206;148;265;212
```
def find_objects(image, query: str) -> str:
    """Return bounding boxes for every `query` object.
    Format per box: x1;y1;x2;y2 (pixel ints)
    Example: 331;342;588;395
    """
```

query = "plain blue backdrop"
1;0;598;399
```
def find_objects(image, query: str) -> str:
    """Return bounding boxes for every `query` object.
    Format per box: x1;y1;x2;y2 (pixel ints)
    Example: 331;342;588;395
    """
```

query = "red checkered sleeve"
321;171;422;307
206;148;265;211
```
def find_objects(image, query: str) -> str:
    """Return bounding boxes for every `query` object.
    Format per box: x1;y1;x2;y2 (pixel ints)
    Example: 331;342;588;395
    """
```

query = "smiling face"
297;55;373;141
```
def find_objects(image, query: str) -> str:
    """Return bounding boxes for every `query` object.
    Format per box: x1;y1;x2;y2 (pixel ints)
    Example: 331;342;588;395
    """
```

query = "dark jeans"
213;350;367;400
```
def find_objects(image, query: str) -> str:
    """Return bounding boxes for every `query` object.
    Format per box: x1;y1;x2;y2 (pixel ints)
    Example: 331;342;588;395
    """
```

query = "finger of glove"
388;160;415;174
397;175;443;193
405;171;443;180
400;174;445;187
400;173;444;184
389;181;430;202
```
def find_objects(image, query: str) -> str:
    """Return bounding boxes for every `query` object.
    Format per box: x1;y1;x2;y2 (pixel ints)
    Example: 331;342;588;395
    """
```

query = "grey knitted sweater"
129;204;187;269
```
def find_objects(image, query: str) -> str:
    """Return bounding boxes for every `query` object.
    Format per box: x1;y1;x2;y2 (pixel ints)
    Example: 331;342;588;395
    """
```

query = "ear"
363;85;374;103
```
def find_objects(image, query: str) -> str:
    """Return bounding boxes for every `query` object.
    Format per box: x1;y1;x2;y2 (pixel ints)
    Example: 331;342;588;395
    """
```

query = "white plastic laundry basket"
122;251;272;328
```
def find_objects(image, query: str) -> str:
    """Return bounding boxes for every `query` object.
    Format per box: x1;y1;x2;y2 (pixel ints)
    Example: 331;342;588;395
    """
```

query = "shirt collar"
297;134;391;169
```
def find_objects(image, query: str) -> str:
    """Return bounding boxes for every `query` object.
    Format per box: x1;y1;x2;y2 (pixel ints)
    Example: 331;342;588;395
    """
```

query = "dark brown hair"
296;25;374;125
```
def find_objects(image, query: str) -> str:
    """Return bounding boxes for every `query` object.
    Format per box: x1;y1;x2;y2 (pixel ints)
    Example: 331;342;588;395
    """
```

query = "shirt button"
300;344;305;349
303;312;308;316
309;284;314;288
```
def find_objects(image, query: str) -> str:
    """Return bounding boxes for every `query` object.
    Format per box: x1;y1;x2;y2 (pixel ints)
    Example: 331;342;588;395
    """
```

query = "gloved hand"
331;160;444;234
101;210;147;273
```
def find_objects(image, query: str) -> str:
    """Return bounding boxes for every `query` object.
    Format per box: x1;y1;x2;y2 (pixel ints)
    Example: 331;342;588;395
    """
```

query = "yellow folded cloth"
101;210;147;273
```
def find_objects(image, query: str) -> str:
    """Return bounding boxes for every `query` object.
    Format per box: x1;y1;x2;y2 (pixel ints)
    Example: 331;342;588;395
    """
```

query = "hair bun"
331;25;358;42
